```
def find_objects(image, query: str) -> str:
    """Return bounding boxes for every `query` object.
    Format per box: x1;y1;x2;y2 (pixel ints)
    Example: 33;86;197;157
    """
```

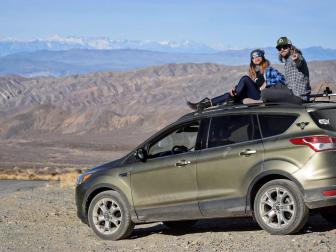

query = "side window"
258;114;297;138
148;122;200;159
207;115;260;148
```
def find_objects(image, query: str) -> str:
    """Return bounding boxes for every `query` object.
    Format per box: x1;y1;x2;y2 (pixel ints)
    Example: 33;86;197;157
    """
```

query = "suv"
76;102;336;240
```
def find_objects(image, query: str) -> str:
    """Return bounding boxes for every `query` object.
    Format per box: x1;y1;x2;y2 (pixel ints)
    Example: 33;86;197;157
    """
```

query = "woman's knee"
240;75;252;82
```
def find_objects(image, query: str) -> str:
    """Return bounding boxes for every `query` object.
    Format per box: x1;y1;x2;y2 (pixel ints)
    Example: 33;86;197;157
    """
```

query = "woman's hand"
259;82;266;90
229;88;236;97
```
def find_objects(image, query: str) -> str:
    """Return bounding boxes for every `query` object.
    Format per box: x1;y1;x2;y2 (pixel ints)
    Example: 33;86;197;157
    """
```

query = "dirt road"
0;181;335;252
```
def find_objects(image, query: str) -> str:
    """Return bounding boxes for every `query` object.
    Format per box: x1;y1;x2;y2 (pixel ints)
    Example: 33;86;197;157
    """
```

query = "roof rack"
189;101;302;116
181;87;336;120
303;87;336;103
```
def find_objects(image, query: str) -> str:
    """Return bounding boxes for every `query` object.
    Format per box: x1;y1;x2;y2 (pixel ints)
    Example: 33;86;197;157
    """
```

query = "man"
261;37;311;103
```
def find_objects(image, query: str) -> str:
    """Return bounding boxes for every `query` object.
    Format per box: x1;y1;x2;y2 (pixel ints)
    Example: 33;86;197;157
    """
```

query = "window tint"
258;114;297;138
208;115;260;148
310;109;336;132
148;122;200;159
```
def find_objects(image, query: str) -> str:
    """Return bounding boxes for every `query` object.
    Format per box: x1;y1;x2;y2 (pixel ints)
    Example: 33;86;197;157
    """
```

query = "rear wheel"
88;191;134;240
254;179;309;235
320;206;336;225
163;220;197;230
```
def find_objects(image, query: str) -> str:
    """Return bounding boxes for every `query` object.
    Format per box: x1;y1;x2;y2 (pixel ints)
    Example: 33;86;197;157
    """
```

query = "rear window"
258;114;297;138
310;109;336;131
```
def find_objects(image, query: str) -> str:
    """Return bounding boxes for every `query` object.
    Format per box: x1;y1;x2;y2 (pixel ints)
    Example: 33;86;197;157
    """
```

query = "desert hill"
1;61;336;138
0;62;336;170
0;64;242;138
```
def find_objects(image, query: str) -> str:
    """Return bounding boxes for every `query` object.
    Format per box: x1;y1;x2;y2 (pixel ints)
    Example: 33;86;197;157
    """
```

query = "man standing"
261;37;311;103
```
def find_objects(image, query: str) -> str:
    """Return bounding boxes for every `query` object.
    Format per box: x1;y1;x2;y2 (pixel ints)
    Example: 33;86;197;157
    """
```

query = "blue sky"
0;0;335;49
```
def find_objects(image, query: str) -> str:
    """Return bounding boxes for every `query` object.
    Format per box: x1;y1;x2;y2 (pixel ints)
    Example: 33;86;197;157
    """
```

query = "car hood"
87;157;125;173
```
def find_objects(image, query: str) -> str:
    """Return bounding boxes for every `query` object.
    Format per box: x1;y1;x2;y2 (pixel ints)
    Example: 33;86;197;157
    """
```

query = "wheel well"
249;175;291;211
85;187;115;216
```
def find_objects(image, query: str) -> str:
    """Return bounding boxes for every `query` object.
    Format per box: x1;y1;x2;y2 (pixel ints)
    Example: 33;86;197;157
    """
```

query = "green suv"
76;102;336;240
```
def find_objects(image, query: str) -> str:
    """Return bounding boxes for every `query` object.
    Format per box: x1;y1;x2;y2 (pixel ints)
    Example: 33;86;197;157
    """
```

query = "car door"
130;120;204;221
196;114;264;217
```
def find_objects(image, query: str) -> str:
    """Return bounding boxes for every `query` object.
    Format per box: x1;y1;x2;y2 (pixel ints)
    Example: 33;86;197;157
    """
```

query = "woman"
187;49;285;110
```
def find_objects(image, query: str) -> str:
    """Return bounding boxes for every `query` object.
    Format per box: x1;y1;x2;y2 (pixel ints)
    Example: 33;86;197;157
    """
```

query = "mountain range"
0;62;336;169
1;36;336;77
0;35;217;56
1;62;336;139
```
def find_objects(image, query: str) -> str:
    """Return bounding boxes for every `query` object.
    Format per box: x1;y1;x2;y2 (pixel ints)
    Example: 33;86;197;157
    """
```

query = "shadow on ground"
131;215;336;239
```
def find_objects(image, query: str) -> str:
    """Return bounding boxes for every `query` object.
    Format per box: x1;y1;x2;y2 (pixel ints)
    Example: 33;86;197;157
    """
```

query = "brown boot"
187;97;212;111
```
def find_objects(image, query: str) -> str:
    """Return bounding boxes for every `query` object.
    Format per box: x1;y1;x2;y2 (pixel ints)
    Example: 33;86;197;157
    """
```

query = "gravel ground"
0;181;336;252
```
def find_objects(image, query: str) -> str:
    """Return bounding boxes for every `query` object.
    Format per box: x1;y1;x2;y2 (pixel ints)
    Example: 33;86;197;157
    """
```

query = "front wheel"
254;179;309;235
88;191;134;240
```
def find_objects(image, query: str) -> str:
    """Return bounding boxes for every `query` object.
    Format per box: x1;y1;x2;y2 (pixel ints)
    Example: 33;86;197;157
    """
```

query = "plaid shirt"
265;66;285;87
284;56;311;99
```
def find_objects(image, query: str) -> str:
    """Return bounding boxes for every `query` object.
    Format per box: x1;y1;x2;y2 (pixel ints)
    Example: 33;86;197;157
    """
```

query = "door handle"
175;160;191;167
239;149;257;156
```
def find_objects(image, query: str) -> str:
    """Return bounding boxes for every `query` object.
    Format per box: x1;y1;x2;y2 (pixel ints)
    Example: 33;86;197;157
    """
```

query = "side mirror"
135;148;148;162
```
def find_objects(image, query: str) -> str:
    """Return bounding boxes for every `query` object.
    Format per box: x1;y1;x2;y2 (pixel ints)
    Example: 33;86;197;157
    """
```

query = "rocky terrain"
0;62;336;173
0;182;335;252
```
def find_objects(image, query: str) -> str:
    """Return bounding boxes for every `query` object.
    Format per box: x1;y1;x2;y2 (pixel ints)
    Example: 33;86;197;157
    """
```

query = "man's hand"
291;51;299;61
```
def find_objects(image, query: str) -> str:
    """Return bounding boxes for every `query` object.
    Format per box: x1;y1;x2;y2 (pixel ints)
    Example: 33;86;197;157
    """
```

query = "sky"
0;0;335;49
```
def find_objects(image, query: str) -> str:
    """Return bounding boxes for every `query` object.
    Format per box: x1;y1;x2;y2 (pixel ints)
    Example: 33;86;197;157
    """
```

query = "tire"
88;191;134;240
320;206;336;225
253;179;309;235
163;220;197;230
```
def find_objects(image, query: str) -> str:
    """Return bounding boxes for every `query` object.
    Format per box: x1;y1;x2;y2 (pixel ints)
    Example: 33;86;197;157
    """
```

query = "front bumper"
75;184;88;224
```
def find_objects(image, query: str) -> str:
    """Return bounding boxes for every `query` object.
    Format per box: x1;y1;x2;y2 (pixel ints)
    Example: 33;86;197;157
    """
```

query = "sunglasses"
277;44;290;51
251;52;264;59
252;54;262;59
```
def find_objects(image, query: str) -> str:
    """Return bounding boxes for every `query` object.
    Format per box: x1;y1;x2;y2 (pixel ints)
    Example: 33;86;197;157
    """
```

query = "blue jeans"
211;76;260;105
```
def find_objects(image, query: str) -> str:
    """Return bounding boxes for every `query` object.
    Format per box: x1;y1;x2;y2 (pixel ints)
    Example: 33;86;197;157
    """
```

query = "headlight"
76;173;93;185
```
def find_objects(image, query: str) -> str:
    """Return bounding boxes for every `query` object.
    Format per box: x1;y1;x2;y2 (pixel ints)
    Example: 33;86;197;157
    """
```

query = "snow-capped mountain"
1;35;336;77
0;35;217;56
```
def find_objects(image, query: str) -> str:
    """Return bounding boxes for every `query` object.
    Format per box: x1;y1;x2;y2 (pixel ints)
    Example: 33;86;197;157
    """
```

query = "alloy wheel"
259;186;296;229
92;198;122;235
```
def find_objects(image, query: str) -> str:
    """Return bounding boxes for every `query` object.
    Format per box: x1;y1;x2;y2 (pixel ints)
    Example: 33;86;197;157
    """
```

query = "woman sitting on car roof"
187;49;285;110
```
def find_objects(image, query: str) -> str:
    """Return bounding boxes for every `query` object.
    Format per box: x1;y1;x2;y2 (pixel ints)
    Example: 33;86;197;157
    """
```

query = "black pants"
261;84;302;104
211;76;260;105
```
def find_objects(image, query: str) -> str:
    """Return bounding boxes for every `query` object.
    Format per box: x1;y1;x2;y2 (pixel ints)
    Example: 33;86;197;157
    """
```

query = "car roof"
304;102;336;111
177;102;336;122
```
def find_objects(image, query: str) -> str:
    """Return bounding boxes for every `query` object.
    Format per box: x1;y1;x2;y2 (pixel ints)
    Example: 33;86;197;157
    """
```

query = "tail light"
290;135;336;152
323;189;336;197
